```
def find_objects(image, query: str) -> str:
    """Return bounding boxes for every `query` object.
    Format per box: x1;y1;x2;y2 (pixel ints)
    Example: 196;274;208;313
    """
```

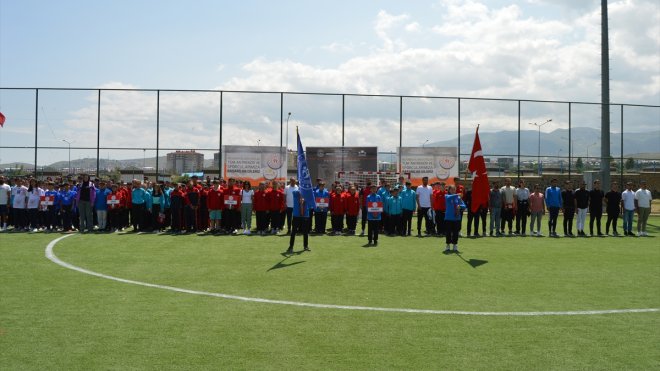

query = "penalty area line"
45;234;659;317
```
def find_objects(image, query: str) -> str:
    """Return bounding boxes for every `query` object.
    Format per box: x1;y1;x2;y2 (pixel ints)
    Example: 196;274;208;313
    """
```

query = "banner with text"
398;147;459;186
222;145;286;186
306;147;377;182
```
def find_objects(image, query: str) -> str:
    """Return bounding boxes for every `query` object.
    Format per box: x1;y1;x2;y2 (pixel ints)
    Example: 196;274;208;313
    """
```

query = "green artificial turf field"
1;216;659;370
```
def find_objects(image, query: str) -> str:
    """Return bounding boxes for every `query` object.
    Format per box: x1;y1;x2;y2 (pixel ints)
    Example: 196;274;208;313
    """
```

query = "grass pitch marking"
45;234;659;317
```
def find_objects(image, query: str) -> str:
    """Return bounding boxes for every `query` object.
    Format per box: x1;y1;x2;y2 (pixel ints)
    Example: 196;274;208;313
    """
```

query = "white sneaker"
246;229;251;235
360;230;365;236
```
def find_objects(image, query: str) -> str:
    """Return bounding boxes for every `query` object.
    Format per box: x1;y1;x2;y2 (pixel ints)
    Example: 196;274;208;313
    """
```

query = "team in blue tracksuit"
544;179;563;237
313;185;330;234
287;189;311;253
366;186;383;245
386;188;403;235
444;186;466;252
400;182;416;235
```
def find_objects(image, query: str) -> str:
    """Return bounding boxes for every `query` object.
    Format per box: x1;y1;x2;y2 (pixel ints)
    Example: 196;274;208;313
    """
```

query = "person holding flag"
287;127;316;254
467;125;490;221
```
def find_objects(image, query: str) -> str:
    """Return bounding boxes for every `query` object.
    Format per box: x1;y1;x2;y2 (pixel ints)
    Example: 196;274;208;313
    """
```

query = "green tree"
576;157;584;173
625;157;635;170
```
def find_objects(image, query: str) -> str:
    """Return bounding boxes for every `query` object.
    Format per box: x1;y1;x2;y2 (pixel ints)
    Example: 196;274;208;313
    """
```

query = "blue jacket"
400;188;416;211
386;195;403;215
131;187;148;205
60;190;77;206
444;194;466;221
95;188;112;211
545;186;563;208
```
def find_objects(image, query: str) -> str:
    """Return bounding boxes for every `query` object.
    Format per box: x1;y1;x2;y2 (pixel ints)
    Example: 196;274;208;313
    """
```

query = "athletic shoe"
637;232;642;237
285;248;294;254
360;230;365;236
246;230;251;235
303;247;310;252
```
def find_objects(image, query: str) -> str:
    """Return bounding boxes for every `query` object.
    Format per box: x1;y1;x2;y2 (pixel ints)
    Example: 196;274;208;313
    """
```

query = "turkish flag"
467;127;490;213
0;112;5;127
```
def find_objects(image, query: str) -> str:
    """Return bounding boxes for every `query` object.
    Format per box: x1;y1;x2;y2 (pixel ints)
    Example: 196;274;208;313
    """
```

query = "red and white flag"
0;112;5;127
467;126;489;213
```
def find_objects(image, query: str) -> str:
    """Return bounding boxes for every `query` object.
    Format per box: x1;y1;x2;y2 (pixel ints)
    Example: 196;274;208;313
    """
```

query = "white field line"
45;234;659;317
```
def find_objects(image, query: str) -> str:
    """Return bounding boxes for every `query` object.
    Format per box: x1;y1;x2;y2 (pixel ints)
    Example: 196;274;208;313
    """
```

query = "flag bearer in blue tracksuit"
400;181;416;236
287;189;311;254
366;184;383;246
313;182;330;234
444;185;466;253
386;186;403;236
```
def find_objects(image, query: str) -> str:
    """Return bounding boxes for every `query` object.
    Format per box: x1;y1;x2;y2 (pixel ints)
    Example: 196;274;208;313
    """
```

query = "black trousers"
445;220;460;245
516;201;529;234
417;207;432;233
361;206;368;231
314;210;328;233
286;207;293;231
503;207;514;232
589;209;602;235
346;215;358;232
563;208;575;235
389;214;402;235
269;210;282;230
256;210;269;232
402;209;413;235
368;220;380;242
289;216;309;248
435;210;445;235
331;214;344;233
605;210;619;234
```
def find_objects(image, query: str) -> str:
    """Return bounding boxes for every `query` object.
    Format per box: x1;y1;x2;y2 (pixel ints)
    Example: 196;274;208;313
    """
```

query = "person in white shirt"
284;177;299;234
0;176;11;231
240;181;254;235
12;178;29;231
415;176;433;236
26;179;44;231
620;182;636;236
634;180;652;236
515;179;530;235
500;178;516;235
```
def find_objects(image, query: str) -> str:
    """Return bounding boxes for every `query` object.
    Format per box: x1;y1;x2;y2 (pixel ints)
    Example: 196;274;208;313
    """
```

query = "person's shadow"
267;252;305;271
455;252;488;269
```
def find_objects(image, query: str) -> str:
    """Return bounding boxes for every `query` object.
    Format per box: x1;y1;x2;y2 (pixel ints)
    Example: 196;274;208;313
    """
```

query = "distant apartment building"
166;150;204;174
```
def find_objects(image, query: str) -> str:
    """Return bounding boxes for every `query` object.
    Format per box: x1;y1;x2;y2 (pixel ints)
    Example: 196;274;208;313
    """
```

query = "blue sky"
0;0;658;165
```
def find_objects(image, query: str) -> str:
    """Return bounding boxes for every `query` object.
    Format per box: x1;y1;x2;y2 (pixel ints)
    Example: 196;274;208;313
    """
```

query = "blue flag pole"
296;127;316;210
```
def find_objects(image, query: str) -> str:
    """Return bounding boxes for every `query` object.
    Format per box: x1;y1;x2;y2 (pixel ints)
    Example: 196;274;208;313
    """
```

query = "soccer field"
1;217;659;370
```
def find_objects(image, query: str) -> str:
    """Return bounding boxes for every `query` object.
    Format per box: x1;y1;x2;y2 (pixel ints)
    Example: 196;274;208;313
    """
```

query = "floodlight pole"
62;139;72;174
528;119;552;176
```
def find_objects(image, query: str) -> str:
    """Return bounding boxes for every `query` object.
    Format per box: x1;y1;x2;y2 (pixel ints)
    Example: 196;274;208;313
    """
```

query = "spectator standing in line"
620;182;636;236
604;181;622;236
544;178;562;237
574;181;589;237
529;184;545;237
634;180;653;236
588;180;605;237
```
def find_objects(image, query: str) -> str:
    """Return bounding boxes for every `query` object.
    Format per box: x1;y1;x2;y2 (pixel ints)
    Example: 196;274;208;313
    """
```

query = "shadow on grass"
455;253;488;269
267;253;306;272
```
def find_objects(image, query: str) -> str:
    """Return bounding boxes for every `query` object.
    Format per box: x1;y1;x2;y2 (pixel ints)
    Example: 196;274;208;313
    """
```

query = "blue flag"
297;129;316;210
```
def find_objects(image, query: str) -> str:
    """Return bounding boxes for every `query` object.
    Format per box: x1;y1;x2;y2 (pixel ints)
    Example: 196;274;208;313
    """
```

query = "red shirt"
184;186;200;206
433;189;446;211
344;192;360;216
456;184;465;198
329;191;345;215
267;188;285;212
253;189;269;212
207;187;224;210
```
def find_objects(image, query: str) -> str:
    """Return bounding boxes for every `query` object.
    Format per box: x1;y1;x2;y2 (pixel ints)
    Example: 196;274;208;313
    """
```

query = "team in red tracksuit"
267;183;285;234
183;184;200;233
207;182;224;233
169;185;186;232
343;187;361;234
433;185;447;235
329;187;346;235
253;183;270;234
222;179;242;233
106;185;125;231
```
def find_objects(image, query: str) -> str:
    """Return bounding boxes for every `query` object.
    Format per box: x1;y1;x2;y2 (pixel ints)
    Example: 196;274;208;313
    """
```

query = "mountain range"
1;127;658;171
